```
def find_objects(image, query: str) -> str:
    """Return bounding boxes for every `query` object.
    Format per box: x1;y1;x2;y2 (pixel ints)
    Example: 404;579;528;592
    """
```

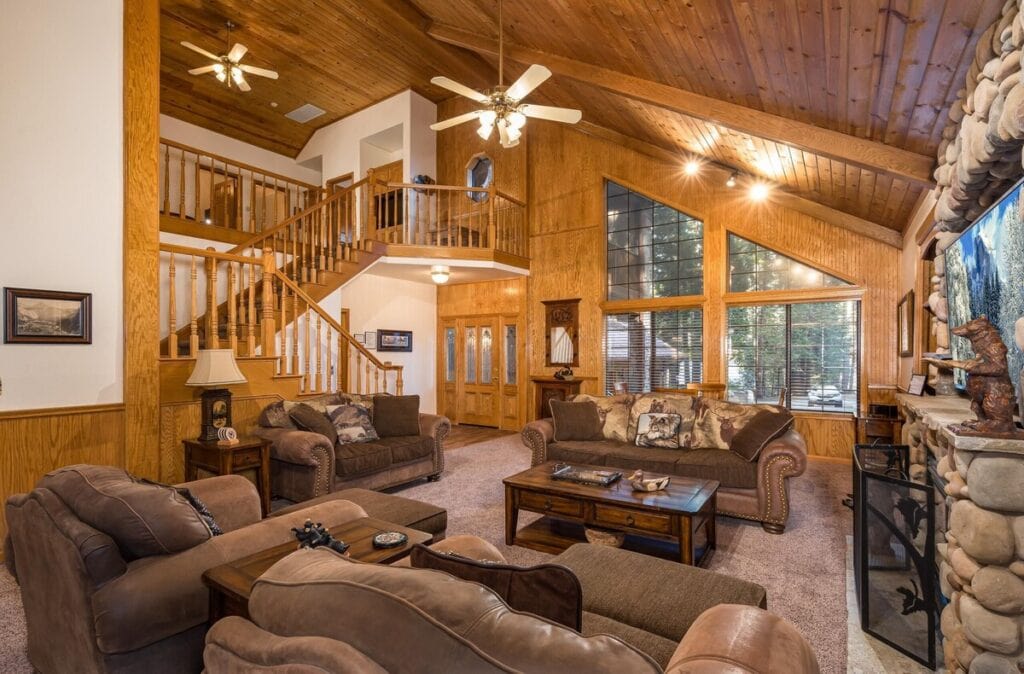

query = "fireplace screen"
853;444;936;668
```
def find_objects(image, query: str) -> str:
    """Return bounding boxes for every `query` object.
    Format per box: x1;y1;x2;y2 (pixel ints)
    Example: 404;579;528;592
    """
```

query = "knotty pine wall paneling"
0;404;125;545
436;103;898;458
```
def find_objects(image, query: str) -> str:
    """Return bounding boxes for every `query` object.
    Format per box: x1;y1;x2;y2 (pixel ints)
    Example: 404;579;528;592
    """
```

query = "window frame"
602;307;704;395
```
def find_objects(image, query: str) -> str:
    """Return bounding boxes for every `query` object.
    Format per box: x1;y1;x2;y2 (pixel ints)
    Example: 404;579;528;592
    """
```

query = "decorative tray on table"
550;464;622;487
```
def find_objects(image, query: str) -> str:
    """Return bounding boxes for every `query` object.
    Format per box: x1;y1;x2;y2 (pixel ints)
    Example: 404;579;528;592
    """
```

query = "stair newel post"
168;253;178;359
205;247;220;349
227;262;238;353
395;365;404;396
247;263;256;356
261;247;276;362
488;185;496;250
189;256;199;357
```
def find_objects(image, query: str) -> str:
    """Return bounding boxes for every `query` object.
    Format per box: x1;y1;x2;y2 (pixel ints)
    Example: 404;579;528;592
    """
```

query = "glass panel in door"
480;327;493;384
445;327;456;383
465;327;477;383
505;325;517;385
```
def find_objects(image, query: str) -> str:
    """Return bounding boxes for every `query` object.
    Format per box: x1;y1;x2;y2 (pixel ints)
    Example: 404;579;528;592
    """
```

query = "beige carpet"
0;435;854;673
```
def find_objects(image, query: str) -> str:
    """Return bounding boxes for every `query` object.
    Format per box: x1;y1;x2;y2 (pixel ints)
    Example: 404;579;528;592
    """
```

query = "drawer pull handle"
625;515;635;526
544;498;553;510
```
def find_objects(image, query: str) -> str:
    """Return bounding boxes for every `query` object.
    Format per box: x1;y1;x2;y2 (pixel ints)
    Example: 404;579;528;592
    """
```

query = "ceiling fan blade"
497;120;511;146
520;104;582;124
239;64;279;79
181;41;221;61
227;43;248;63
236;76;252;92
429;110;483;131
188;64;218;76
430;77;488;103
506;64;551;101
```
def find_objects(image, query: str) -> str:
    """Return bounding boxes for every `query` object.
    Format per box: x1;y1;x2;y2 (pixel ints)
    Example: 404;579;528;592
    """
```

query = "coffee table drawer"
593;504;672;534
519;491;583;518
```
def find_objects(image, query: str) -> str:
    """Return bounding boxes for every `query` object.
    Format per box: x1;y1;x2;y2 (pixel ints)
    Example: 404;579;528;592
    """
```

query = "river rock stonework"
900;394;1024;673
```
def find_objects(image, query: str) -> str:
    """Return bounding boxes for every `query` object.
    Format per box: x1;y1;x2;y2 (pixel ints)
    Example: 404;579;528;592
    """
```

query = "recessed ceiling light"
749;182;771;201
725;172;738;188
270;101;278;108
684;159;701;176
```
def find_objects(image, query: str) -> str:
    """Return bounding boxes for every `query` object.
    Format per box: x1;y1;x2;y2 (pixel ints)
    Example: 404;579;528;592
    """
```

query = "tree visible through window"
726;301;859;413
604;309;702;394
728;234;850;292
607;181;703;300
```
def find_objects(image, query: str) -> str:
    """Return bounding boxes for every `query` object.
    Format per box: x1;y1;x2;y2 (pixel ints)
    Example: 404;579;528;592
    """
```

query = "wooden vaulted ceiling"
159;0;1004;234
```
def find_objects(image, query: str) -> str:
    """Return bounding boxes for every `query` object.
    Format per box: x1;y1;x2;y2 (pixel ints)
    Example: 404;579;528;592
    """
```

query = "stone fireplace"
900;394;1024;673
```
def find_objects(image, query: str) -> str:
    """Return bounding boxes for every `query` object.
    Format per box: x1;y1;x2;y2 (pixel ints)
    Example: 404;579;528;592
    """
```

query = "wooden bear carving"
947;316;1020;436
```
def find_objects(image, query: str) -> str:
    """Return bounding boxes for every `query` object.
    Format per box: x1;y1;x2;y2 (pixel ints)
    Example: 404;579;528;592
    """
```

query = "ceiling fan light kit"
429;0;581;148
182;21;278;93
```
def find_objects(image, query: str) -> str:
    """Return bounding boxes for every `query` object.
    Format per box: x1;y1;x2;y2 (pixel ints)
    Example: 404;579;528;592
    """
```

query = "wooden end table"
202;516;432;622
183;437;272;516
504;462;718;566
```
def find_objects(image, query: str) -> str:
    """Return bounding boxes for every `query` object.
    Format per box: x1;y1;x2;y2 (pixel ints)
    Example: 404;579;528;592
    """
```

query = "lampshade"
551;327;574;364
186;349;247;387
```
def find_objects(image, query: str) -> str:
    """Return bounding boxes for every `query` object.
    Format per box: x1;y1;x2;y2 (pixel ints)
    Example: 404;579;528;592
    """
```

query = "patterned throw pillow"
691;398;782;450
628;394;696;446
326;404;379;444
258;400;296;429
569;393;634;442
635;413;682;449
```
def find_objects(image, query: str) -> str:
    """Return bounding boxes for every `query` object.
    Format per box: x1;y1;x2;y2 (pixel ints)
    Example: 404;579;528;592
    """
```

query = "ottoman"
271;488;447;541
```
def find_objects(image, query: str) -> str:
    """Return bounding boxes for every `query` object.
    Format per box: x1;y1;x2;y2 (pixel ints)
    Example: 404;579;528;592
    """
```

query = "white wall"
298;90;437;183
0;0;124;410
317;273;437;413
160;115;321;185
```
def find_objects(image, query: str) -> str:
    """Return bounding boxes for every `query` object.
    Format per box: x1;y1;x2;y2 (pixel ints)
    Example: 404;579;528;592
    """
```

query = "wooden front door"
459;318;501;427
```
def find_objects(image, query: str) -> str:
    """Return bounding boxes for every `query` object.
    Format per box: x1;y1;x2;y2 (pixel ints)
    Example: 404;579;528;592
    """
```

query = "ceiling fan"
429;0;581;148
181;21;278;92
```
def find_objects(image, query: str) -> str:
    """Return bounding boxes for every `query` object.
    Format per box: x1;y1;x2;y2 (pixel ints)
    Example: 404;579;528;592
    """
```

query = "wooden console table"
531;376;588;419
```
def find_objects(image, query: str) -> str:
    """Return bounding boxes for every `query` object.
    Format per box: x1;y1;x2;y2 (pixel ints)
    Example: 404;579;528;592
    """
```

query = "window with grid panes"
728;234;851;292
604;309;702;395
607;181;703;300
726;301;859;413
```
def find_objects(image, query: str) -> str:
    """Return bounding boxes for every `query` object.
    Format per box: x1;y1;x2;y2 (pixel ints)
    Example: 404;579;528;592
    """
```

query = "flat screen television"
945;176;1024;390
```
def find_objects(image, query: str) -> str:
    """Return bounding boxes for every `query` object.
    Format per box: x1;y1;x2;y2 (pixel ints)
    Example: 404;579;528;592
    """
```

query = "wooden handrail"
384;182;489;193
273;271;400;375
160;138;321;192
495;190;526;207
228;177;369;255
159;243;256;265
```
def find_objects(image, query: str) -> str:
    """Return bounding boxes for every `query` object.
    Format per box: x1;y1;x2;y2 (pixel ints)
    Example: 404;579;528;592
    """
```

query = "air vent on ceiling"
285;103;326;124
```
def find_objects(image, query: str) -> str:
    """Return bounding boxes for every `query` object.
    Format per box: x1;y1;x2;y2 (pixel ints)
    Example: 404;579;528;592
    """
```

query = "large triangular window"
728;234;852;292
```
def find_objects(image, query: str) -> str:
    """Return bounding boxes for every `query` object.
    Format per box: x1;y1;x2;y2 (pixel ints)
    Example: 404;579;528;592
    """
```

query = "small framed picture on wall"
4;287;92;344
364;331;377;350
908;374;927;396
377;329;413;352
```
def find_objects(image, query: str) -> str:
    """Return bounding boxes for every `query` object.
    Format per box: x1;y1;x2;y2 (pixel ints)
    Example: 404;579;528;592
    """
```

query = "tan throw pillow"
40;465;212;560
549;400;604;442
730;408;795;461
570;393;634;442
634;413;681;449
326;404;379;444
691;398;780;450
628;393;696;446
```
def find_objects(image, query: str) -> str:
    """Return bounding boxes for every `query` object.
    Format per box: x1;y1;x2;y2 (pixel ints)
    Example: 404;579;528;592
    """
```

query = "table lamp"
186;349;247;442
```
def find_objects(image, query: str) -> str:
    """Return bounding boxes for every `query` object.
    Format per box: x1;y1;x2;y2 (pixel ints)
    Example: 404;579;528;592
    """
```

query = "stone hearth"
900;393;1024;673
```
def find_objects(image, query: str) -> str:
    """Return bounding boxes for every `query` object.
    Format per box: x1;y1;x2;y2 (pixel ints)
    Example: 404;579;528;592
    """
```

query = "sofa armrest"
755;429;808;529
419;413;450;477
253;427;335;501
665;604;819;674
175;474;262;534
521;418;554;466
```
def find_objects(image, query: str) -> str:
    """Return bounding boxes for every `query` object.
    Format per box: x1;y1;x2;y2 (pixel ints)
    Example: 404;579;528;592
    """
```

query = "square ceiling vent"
285;103;326;124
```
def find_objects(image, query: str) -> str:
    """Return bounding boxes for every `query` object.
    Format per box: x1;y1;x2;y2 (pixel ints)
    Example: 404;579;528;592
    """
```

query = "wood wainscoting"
793;412;856;460
0;404;126;548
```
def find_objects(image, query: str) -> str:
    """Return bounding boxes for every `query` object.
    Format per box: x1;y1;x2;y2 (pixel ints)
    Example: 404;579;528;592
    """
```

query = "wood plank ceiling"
159;0;1004;233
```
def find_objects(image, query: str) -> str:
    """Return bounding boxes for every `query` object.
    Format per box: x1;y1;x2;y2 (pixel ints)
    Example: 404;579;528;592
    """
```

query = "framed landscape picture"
4;288;92;344
897;290;914;357
377;329;412;352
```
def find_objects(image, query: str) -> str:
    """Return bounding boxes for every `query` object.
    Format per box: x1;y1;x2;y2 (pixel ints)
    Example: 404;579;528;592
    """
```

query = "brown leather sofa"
255;398;450;503
203;542;820;673
522;393;808;533
4;467;371;674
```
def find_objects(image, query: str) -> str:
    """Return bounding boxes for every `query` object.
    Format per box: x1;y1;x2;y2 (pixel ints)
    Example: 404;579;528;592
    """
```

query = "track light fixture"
725;172;738;188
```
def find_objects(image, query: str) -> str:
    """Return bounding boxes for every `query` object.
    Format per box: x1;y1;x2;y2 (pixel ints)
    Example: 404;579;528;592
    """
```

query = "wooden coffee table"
504;462;718;566
203;516;432;621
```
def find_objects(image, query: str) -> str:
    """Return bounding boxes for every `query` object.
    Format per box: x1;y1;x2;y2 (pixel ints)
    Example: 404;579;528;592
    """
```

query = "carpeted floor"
0;435;857;673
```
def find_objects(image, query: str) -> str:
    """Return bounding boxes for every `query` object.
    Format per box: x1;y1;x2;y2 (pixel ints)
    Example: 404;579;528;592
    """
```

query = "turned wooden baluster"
227;263;238;353
315;314;322;393
205;248;219;349
278;279;288;374
250;170;257;231
247;263;256;355
194;153;200;223
355;350;362;394
395;366;404;395
291;288;300;375
162;144;170;214
326;326;334;393
366;360;372;395
304;301;312;392
168;253;178;358
209;158;215;225
178;150;186;220
189;256;199;356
